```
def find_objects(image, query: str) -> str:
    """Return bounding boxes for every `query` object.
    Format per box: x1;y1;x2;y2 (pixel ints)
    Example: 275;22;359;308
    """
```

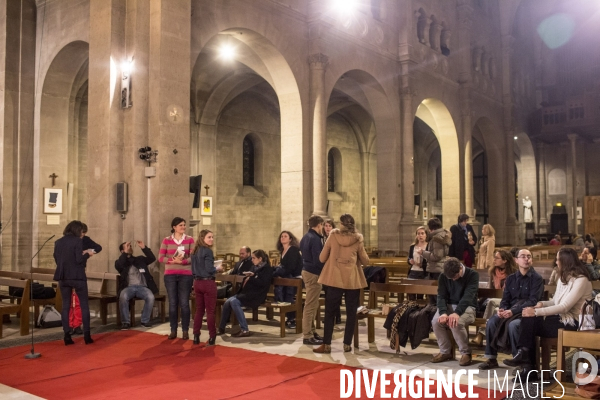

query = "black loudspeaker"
189;175;202;208
551;213;568;234
116;182;128;213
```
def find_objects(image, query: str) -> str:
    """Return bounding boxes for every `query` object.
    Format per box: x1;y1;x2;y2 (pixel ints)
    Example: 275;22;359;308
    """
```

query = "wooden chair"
252;277;303;338
543;329;600;399
0;277;31;338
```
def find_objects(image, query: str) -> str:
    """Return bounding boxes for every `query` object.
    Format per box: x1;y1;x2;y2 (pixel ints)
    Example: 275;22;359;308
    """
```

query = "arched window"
328;150;335;192
243;136;255;186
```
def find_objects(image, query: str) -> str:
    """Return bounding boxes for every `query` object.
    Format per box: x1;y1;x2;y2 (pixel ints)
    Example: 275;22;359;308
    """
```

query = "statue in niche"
473;46;482;72
440;22;451;56
523;196;533;223
416;8;428;44
429;15;442;51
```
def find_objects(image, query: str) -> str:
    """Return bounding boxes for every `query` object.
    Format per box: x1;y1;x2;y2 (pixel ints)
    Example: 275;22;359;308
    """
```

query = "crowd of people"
52;214;597;380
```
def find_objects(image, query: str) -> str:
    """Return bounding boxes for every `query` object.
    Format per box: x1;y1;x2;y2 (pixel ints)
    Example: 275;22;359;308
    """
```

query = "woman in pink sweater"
159;217;195;340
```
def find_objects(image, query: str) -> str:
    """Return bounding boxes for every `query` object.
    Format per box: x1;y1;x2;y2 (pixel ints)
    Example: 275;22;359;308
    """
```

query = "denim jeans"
219;295;248;332
164;274;193;331
119;285;155;324
59;280;90;334
485;314;521;358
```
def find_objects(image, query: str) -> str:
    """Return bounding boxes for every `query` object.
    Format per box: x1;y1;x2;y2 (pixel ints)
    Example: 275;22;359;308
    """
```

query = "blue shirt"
499;268;544;315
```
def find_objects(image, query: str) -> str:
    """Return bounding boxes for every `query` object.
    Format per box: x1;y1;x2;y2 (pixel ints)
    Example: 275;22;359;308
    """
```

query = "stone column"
537;141;548;231
568;133;578;235
87;0;127;270
309;53;329;217
504;129;518;242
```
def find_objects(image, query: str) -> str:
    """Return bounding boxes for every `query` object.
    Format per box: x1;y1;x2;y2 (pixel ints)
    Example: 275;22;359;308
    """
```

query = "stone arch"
323;69;393;245
34;40;89;264
415;98;460;225
190;28;304;247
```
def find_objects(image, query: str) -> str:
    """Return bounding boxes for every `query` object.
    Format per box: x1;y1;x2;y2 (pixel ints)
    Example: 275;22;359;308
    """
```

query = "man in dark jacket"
448;214;477;268
431;257;479;366
217;251;273;337
300;215;325;345
478;249;543;371
230;246;253;275
114;240;158;329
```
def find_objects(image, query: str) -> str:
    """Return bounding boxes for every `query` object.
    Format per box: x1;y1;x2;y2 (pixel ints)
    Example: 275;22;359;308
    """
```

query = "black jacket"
114;247;159;295
53;235;90;281
236;264;273;308
448;223;477;262
191;247;216;279
300;229;324;275
273;246;302;278
82;236;102;268
499;268;544;315
231;258;254;275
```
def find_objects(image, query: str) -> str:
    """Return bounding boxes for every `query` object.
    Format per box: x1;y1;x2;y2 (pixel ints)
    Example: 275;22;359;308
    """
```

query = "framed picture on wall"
44;188;63;214
370;206;377;220
201;196;213;216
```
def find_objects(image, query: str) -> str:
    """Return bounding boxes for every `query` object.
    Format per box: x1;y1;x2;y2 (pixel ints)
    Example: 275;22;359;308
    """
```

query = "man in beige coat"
313;214;369;354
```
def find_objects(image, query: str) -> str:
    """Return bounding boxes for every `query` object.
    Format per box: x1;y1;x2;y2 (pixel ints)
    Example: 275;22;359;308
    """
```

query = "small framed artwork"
44;188;63;214
201;196;213;216
370;206;377;220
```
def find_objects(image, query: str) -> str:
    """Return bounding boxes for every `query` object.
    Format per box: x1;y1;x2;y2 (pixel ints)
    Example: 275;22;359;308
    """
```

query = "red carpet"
0;331;505;399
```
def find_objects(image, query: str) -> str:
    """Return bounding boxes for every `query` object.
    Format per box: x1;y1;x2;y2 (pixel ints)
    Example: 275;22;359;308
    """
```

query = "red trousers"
69;291;82;328
193;279;217;338
462;250;473;268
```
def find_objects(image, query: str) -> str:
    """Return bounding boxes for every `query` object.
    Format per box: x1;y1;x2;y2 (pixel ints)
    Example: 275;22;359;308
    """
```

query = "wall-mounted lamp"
121;58;134;109
138;146;158;166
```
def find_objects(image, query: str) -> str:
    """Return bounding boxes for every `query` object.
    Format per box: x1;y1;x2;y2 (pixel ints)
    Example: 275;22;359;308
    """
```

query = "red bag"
69;291;82;328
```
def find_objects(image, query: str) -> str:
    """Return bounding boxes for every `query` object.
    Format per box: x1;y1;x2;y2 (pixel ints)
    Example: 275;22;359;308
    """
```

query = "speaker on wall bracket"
116;182;128;214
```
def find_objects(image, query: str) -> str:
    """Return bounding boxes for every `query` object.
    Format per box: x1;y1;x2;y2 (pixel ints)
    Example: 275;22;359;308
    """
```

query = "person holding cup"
159;217;195;340
191;229;223;345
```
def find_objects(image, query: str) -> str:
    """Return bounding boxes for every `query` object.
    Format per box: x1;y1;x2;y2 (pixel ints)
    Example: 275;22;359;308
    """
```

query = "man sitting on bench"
431;257;479;366
478;248;544;370
230;246;253;275
115;241;159;330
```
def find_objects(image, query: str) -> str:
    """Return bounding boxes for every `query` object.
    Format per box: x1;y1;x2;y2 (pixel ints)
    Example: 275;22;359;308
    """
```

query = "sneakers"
479;358;499;370
431;353;454;363
233;330;252;337
303;337;323;345
459;354;472;366
313;344;331;354
140;322;152;328
121;323;130;331
286;320;296;329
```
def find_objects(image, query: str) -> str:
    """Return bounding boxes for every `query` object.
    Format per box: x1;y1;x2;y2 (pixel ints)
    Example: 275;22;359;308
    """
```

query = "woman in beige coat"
313;214;369;354
476;224;495;270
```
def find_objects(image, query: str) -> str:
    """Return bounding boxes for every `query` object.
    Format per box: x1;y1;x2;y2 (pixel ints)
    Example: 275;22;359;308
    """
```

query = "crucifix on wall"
49;173;58;187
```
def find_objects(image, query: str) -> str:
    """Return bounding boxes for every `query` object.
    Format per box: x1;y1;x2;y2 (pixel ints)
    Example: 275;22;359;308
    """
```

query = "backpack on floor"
38;305;62;328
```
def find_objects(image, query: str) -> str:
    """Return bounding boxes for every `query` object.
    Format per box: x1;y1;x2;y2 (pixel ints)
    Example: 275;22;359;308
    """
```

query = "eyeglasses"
518;255;532;260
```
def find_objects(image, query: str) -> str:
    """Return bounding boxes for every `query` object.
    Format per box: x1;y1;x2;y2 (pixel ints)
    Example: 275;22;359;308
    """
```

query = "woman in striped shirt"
159;217;195;340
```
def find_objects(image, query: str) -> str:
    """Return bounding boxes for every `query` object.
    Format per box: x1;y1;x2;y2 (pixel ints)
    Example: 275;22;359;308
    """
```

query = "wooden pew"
252;277;303;338
86;272;118;325
543;329;600;399
0;277;31;338
214;274;245;325
0;271;62;322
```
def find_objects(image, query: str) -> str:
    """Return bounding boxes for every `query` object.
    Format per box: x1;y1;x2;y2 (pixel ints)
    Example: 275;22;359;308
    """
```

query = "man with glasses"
478;249;544;370
431;257;479;366
230;246;253;275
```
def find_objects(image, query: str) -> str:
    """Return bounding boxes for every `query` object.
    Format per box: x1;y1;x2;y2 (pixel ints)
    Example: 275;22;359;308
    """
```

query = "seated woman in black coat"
53;220;95;345
217;250;273;337
273;231;302;329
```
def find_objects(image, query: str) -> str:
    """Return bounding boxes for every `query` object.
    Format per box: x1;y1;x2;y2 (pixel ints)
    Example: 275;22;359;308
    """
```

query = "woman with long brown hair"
314;214;369;354
504;247;592;374
273;230;302;329
407;226;429;280
471;249;517;345
191;229;223;345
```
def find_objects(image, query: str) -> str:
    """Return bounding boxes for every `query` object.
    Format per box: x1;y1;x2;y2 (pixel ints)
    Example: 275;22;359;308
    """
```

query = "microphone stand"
25;234;55;360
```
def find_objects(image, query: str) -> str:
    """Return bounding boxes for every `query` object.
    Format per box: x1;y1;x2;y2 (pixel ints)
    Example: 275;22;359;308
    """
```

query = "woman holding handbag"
191;229;223;345
313;214;369;354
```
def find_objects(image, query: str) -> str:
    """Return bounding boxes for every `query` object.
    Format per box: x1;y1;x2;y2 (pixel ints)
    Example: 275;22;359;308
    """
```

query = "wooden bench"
0;277;31;338
86;272;119;325
252;277;303;338
543;329;600;399
471;288;505;339
0;271;62;322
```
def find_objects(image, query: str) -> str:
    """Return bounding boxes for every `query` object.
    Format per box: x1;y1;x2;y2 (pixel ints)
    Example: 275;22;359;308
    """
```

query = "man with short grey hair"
431;257;479;366
231;246;253;275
